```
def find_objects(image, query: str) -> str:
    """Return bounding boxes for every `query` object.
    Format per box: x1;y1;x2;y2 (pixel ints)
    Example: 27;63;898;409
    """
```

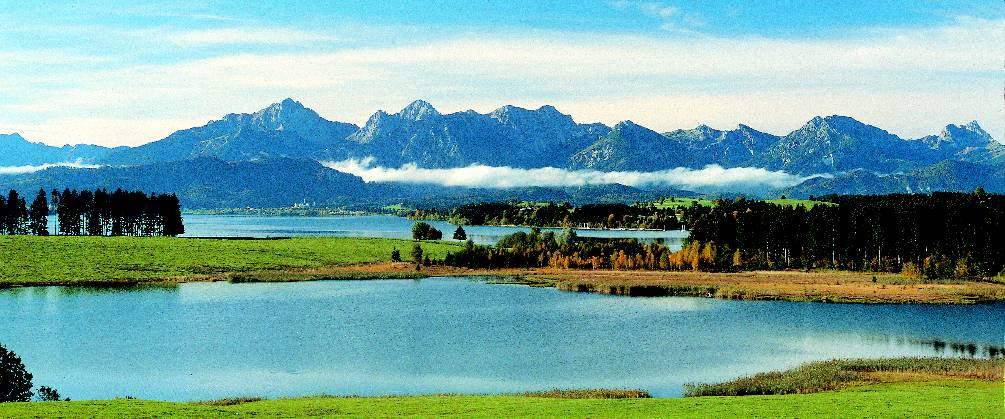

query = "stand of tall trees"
0;188;184;237
0;190;30;235
681;191;1004;278
443;191;1004;279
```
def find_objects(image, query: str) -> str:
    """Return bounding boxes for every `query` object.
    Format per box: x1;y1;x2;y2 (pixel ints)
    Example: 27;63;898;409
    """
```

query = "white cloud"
639;2;678;19
323;157;819;193
169;27;336;46
3;17;1002;146
0;161;100;175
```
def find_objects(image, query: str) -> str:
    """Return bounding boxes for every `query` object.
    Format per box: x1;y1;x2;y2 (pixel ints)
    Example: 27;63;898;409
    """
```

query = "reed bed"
683;357;1004;397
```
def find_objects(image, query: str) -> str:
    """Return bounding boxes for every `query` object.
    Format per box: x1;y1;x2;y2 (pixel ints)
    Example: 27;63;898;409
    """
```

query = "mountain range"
1;98;1001;207
0;133;124;166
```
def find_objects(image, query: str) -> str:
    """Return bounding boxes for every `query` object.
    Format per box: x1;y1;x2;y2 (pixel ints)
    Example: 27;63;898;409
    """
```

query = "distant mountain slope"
750;116;937;175
0;157;367;208
0;133;123;166
661;124;779;168
568;121;687;170
367;182;693;208
340;100;609;168
912;121;1004;164
777;160;1004;198
101;99;359;166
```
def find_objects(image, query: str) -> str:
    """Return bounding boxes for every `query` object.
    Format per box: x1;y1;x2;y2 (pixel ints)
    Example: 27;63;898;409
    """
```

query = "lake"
1;278;999;401
176;214;689;248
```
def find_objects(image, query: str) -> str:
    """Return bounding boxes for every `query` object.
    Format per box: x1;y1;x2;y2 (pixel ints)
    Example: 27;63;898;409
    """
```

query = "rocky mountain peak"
397;100;440;121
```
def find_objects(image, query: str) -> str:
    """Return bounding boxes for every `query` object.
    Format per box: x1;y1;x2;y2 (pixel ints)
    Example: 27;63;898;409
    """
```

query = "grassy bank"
0;236;461;286
2;380;999;418
2;236;1003;304
684;357;1003;396
545;269;1005;304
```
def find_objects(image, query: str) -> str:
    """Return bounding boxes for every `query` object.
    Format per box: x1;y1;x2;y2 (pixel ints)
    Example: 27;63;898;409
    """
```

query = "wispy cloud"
611;1;700;32
323;157;820;193
0;161;101;175
4;17;1002;146
169;27;336;46
0;50;111;67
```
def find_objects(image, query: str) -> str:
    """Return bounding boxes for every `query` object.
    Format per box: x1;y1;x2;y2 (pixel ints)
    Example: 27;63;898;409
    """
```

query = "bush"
411;222;443;240
453;226;467;241
901;262;923;279
0;343;33;402
390;247;401;262
954;258;973;279
410;243;423;263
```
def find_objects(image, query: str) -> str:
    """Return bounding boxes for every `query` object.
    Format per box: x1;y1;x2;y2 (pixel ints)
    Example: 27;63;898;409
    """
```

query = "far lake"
1;278;1000;401
177;214;690;248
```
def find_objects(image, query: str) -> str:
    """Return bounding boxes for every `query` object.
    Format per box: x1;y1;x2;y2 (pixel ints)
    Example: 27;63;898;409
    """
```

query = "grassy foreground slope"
0;236;461;286
2;381;1000;418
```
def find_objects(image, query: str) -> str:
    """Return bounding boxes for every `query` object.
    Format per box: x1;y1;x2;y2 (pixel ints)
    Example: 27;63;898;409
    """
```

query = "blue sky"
1;1;1002;146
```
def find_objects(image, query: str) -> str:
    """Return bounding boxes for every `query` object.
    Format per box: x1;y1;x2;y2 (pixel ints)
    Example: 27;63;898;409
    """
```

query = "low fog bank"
323;157;826;194
0;161;101;175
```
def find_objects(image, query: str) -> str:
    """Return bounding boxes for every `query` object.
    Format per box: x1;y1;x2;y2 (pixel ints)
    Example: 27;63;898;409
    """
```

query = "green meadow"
2;380;999;418
0;236;461;286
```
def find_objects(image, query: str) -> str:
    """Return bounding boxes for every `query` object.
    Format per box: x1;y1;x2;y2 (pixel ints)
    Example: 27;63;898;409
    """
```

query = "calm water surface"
1;278;999;401
178;214;689;248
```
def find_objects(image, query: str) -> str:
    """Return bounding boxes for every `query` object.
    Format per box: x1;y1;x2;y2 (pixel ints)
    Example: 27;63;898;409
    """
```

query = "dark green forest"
414;202;683;230
682;192;1003;277
440;191;1004;279
0;188;184;237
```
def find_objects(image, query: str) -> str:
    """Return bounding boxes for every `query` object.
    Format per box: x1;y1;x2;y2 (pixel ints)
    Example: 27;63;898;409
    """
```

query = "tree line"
0;188;184;237
412;202;682;230
682;191;1003;278
437;191;1004;279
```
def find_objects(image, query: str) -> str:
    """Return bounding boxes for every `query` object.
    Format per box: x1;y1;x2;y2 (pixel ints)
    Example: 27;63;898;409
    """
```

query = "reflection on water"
2;284;179;297
177;214;689;248
0;278;999;401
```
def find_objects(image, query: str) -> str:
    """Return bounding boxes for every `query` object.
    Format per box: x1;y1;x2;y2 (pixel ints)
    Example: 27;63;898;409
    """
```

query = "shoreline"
5;262;1002;305
3;357;1000;417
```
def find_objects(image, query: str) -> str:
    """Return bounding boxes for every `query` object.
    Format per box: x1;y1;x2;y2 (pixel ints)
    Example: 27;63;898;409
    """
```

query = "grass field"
2;234;1002;304
0;236;461;286
2;380;999;418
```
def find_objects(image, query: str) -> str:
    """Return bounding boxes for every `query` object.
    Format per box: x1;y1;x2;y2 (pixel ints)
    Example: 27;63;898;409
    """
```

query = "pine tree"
410;243;424;264
5;190;28;235
28;188;49;236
